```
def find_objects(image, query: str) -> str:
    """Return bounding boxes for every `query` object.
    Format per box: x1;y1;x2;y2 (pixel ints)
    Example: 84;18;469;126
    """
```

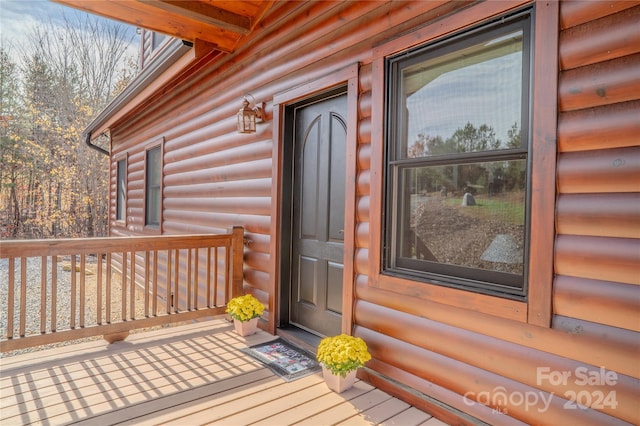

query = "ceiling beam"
137;0;252;35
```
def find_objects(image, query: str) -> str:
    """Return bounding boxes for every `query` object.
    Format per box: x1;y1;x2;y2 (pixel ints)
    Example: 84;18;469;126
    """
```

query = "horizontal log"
358;90;372;119
243;268;270;293
357;196;370;222
557;146;640;193
554;276;640;332
356;301;639;422
558;101;640;152
559;6;640;70
354;247;369;275
163;158;273;186
560;0;640;29
357;144;371;171
356;326;632;425
164;140;273;175
243;250;270;274
243;232;270;254
128;170;144;183
358;116;371;144
355;222;369;248
363;358;524;426
555;235;640;285
556;193;640;238
552;316;639;358
354;276;639;378
559;54;640;112
162;178;273;199
357;170;370;196
359;63;372;92
162;210;271;234
163;197;271;216
160;222;254;238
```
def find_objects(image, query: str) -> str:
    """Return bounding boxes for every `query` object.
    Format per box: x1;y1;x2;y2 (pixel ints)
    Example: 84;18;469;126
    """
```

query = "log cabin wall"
106;1;639;424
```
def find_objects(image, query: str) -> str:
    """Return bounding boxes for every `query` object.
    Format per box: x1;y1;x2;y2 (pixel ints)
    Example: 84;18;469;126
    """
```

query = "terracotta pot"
322;365;357;393
233;317;258;336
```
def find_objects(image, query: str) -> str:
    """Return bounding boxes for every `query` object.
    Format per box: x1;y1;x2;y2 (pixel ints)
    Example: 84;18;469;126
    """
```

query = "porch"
0;318;443;425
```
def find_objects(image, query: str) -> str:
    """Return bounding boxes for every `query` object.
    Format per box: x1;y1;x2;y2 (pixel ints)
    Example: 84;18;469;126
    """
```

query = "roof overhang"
52;1;274;150
52;0;274;52
84;38;194;149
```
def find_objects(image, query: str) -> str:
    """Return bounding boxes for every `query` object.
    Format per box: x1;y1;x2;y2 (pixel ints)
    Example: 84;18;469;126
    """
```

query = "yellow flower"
316;334;371;378
226;294;264;322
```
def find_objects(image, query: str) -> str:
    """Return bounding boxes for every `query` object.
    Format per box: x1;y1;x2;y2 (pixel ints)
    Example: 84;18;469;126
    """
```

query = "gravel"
0;256;145;357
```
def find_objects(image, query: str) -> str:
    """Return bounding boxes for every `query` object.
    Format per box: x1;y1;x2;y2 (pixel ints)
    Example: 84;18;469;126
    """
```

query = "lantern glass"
237;99;257;133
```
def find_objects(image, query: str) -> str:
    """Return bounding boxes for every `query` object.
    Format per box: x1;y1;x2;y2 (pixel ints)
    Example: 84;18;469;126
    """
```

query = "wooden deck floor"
1;319;445;425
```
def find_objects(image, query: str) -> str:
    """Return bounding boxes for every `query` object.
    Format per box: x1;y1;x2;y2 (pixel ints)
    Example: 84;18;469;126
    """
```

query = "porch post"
230;226;245;298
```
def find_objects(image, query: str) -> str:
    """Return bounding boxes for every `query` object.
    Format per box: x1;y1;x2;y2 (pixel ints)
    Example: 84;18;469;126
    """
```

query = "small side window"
116;158;127;222
145;146;162;228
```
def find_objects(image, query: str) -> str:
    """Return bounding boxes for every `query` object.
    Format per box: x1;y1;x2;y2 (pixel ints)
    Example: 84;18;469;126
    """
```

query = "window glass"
386;14;531;297
400;30;524;159
116;159;126;221
145;146;161;227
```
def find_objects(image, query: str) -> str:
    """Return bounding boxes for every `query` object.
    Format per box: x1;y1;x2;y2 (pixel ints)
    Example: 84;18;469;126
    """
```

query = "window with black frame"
116;158;126;222
145;146;161;227
385;12;532;298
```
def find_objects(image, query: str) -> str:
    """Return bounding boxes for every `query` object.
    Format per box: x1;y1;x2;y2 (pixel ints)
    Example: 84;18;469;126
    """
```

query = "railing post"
230;226;245;299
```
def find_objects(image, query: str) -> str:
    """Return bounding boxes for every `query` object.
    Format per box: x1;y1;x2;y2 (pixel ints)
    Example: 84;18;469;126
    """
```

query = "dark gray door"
290;93;347;337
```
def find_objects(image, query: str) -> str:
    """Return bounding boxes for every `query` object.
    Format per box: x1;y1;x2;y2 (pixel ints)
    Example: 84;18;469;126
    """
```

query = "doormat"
241;338;321;382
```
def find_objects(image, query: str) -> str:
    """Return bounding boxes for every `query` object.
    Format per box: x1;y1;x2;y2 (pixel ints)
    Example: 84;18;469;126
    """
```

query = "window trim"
143;138;164;234
114;153;128;226
368;0;557;325
384;10;532;300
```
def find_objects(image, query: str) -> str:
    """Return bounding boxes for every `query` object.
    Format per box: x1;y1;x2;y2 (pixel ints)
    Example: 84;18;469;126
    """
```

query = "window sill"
372;272;527;322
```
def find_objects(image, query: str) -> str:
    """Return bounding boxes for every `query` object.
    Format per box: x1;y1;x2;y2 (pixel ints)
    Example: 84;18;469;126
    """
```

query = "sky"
0;0;138;59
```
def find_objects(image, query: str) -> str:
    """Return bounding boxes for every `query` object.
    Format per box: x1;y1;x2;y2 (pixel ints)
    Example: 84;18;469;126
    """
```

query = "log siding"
105;1;639;424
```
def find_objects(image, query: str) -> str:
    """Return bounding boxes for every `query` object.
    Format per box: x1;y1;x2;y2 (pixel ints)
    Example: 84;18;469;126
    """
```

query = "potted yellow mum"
316;334;371;393
226;294;264;336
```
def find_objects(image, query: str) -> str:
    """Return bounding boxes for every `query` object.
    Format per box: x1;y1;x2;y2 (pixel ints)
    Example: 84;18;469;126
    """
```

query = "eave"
52;0;274;52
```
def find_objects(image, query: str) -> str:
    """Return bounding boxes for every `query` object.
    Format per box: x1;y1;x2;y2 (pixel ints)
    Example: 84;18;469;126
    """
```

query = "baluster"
51;256;57;331
166;250;172;314
206;248;212;308
130;251;136;320
106;253;112;324
144;251;150;317
152;251;158;316
121;251;127;322
225;246;231;303
187;248;192;311
80;254;85;328
174;249;179;313
97;253;103;325
41;256;47;334
70;256;76;329
213;248;219;307
20;257;26;337
7;258;14;339
194;248;199;310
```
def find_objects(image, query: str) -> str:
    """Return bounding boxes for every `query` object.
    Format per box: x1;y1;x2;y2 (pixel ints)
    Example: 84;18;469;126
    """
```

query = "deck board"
0;319;438;425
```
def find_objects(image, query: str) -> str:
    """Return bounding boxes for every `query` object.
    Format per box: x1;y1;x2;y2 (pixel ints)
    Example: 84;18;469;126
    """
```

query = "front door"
290;92;347;337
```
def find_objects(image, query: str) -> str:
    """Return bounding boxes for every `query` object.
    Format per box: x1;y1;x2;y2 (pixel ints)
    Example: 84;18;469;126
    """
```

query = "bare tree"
1;12;136;239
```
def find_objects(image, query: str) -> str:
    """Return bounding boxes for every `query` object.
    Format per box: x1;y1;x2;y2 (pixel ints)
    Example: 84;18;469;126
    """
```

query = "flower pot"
322;365;357;393
233;317;258;336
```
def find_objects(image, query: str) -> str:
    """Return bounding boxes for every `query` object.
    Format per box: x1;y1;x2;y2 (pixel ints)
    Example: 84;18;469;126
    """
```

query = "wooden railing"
0;227;244;352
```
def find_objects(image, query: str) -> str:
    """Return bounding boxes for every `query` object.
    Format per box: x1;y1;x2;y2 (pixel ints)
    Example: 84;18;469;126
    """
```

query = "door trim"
269;63;359;335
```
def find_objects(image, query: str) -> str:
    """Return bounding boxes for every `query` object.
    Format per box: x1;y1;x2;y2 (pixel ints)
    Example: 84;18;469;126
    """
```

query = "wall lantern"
237;95;265;134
